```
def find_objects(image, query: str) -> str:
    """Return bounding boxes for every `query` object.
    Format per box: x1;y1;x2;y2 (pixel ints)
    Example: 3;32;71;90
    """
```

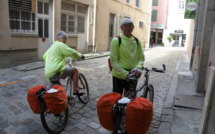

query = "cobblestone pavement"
0;47;183;134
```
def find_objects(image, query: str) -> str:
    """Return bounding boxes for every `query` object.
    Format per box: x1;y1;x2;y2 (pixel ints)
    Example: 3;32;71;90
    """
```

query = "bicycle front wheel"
40;101;68;134
113;113;124;134
142;85;154;103
77;73;89;104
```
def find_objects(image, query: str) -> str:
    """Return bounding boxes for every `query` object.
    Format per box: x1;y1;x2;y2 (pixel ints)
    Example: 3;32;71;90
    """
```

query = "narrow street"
0;47;183;134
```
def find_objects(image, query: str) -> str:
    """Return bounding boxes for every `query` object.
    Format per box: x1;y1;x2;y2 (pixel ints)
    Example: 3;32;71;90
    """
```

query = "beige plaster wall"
95;0;152;51
0;0;38;51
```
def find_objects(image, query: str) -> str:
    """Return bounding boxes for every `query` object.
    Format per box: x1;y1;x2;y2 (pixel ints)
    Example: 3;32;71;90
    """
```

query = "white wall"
166;0;191;42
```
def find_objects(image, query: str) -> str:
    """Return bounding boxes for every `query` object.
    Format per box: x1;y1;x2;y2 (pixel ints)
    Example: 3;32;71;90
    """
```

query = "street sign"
186;2;198;11
175;30;184;33
151;24;164;29
184;0;197;19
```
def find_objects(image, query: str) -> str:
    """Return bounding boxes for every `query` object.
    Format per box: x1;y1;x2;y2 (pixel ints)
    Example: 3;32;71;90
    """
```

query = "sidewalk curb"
12;52;110;71
158;50;204;134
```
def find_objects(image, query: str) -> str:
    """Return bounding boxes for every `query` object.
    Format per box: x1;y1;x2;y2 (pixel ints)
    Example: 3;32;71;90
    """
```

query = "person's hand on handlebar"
131;68;142;78
81;54;85;59
126;72;136;81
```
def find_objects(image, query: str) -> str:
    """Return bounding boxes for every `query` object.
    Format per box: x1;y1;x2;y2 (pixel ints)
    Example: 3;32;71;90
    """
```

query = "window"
78;16;85;33
9;0;36;33
136;0;141;8
37;1;49;38
179;0;185;10
151;10;158;22
37;1;49;15
61;2;87;34
152;0;158;6
139;21;144;27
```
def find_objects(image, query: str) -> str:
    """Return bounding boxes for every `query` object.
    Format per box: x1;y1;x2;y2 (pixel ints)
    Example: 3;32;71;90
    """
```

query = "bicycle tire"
40;101;69;134
77;73;90;104
142;85;154;103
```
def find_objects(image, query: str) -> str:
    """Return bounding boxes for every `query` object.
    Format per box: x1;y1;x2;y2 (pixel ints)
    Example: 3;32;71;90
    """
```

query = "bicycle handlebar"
126;73;138;81
126;64;166;81
143;64;166;73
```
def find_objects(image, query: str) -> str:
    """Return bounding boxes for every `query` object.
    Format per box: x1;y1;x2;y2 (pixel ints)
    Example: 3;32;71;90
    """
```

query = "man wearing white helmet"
43;31;85;94
110;18;145;94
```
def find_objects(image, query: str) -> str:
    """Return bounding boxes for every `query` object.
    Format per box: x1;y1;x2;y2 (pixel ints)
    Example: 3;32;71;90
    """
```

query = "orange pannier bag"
44;85;68;114
27;85;45;114
126;97;153;134
97;93;121;131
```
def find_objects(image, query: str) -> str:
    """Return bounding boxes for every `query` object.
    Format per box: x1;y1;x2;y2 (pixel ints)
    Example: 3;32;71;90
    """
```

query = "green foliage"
167;36;173;41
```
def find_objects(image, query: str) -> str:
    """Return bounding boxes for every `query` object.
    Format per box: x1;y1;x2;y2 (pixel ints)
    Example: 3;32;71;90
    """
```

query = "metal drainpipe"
92;0;97;52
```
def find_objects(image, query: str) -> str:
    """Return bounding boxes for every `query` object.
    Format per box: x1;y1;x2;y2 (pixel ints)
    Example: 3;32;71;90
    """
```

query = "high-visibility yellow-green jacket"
110;34;145;80
43;41;82;79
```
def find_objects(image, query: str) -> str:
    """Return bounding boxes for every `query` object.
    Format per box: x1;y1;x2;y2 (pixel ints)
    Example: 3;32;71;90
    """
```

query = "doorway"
37;0;52;59
150;29;163;47
109;13;116;50
170;34;186;47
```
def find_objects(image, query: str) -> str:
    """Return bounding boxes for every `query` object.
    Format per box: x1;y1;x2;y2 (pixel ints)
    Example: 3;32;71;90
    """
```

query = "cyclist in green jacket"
110;18;145;94
43;31;84;94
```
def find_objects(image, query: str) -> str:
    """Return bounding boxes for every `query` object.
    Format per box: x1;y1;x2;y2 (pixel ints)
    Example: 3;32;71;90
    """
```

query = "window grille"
37;1;49;15
62;2;75;11
61;14;67;31
78;16;85;33
38;19;49;38
78;5;86;14
9;0;35;33
68;15;75;33
9;0;32;12
151;10;158;22
61;2;87;34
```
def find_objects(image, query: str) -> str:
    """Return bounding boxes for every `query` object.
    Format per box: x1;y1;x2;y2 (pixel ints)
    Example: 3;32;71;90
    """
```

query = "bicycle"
37;59;90;134
112;64;166;134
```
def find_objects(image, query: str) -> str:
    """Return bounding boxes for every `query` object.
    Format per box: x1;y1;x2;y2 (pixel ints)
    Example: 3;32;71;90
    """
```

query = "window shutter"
9;0;32;12
151;10;158;22
152;0;158;6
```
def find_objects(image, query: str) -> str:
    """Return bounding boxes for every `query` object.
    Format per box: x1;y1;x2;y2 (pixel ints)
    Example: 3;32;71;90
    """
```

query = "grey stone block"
88;122;100;129
161;115;173;122
158;122;171;134
98;127;110;134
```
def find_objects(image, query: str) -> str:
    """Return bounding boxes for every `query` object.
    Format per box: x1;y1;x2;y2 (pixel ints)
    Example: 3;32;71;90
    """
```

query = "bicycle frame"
124;68;151;99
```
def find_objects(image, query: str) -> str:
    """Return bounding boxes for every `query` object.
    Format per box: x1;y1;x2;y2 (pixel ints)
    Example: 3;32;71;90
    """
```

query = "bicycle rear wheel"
142;85;154;103
77;73;89;104
40;101;68;134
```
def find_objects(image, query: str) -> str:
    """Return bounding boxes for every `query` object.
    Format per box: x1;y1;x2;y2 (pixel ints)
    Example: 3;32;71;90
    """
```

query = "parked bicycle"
37;59;89;134
112;64;166;134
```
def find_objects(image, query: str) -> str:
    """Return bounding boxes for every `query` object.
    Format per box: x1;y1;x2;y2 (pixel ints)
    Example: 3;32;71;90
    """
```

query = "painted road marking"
0;80;21;86
0;75;36;86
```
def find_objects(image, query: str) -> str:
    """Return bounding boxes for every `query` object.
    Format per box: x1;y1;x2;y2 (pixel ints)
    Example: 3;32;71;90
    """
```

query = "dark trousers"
112;76;130;94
